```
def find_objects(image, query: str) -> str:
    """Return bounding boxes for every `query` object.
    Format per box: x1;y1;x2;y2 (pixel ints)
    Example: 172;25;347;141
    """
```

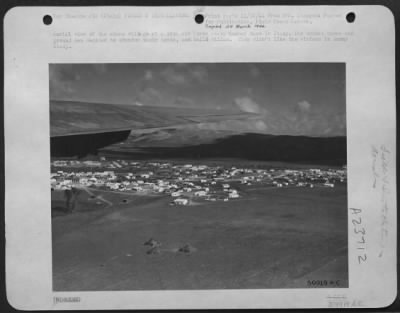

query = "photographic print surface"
50;63;348;291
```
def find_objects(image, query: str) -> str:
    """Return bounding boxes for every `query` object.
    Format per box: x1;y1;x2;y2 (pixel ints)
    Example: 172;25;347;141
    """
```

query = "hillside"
50;100;254;137
100;132;346;165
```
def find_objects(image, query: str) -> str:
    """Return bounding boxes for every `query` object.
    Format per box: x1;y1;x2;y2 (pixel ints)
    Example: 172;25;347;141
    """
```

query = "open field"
52;183;348;290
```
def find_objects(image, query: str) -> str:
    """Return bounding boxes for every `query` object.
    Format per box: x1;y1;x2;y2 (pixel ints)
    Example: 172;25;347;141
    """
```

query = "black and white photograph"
50;63;348;291
4;5;397;309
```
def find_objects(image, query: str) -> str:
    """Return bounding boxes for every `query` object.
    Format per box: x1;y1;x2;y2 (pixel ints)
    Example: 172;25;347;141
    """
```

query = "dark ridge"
51;130;131;157
99;133;347;166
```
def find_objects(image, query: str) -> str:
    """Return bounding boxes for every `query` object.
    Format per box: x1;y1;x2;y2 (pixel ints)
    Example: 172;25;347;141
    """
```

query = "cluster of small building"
51;159;347;205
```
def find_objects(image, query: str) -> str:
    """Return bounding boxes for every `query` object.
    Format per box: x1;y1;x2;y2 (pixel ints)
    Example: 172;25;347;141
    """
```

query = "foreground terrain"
52;160;348;291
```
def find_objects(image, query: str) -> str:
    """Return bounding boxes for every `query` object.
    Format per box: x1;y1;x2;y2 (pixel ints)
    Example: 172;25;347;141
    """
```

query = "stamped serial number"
307;280;340;287
53;296;81;304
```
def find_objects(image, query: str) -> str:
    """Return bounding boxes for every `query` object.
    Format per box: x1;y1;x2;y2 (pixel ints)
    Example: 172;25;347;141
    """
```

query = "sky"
50;63;346;137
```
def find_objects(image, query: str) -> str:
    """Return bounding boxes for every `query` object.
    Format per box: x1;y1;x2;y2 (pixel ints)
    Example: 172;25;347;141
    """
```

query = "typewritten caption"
51;12;354;49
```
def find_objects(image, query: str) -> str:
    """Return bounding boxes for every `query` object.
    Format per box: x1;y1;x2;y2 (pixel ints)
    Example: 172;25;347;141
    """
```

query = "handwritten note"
350;207;367;264
327;295;363;308
371;144;391;257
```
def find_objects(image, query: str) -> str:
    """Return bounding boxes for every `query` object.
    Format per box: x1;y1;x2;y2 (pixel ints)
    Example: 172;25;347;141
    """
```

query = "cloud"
92;64;108;74
190;66;208;83
49;65;79;99
249;65;261;78
232;96;271;132
211;119;269;133
234;96;262;114
137;87;161;106
297;100;312;112
175;63;188;69
245;87;253;95
160;66;187;85
160;64;209;85
254;120;268;131
50;64;110;99
144;70;153;81
49;65;74;82
173;96;196;108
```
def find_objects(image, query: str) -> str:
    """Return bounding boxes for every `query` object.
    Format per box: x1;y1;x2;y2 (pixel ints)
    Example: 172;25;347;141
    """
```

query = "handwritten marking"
371;144;391;257
327;294;363;308
328;298;363;308
350;208;367;264
371;146;379;188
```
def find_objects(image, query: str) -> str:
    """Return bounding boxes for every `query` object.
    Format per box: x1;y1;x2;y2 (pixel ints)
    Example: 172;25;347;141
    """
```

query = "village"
50;159;347;206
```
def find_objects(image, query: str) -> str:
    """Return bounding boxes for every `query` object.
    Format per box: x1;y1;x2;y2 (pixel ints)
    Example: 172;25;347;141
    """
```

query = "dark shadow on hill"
100;133;347;166
51;130;131;157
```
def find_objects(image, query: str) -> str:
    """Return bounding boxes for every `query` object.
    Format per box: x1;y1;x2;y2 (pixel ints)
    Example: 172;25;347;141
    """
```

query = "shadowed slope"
100;132;346;165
